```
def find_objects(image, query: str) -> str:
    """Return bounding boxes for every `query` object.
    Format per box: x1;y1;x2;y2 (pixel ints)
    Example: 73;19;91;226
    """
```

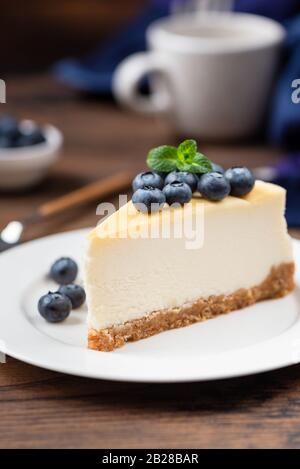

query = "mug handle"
113;52;171;115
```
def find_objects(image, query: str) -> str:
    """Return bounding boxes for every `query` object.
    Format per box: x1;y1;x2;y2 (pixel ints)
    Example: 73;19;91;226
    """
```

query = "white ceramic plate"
0;228;300;383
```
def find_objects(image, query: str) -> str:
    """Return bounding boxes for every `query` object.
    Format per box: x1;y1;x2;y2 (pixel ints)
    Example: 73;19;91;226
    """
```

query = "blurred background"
0;0;299;243
1;1;141;73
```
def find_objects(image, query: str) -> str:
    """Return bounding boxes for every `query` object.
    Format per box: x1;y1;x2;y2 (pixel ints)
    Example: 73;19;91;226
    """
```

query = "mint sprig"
147;139;212;174
147;145;178;173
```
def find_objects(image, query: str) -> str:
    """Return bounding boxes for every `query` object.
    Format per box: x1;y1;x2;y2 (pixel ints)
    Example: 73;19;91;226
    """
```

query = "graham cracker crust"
88;262;295;352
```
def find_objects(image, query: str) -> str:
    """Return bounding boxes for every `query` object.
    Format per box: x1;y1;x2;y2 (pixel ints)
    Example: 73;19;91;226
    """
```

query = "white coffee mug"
113;13;285;140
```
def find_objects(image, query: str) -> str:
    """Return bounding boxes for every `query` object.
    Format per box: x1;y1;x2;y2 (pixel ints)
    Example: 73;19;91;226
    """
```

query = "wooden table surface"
1;75;300;449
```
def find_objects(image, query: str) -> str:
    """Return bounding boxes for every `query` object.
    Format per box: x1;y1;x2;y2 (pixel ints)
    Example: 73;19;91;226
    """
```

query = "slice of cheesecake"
84;181;294;352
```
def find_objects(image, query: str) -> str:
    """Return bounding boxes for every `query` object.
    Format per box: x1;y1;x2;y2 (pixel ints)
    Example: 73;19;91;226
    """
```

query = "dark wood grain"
0;74;299;449
38;171;133;218
0;0;142;73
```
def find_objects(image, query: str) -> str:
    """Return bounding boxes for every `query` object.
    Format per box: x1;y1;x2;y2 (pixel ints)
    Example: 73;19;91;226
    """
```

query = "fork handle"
25;171;132;223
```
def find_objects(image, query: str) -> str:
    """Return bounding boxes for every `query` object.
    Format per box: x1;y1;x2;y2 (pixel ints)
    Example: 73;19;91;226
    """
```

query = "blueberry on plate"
38;292;72;323
132;171;164;192
50;257;78;285
164;171;198;192
225;166;255;197
198;172;231;201
59;284;86;309
211;163;225;174
163;181;192;205
132;186;166;213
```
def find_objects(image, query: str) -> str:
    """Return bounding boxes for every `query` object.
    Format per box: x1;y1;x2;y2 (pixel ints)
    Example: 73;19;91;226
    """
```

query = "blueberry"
155;171;168;180
165;171;198;192
0;135;13;148
0;114;21;141
163;181;192;206
16;127;46;147
38;292;72;323
211;163;225;174
225;167;255;197
50;257;78;285
132;171;164;192
132;186;166;213
198;172;231;201
59;284;86;309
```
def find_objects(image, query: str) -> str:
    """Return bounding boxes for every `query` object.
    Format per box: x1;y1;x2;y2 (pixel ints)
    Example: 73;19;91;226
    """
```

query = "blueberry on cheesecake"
225;166;255;197
163;181;192;205
164;171;198;192
132;186;166;213
132;171;164;192
198;172;231;201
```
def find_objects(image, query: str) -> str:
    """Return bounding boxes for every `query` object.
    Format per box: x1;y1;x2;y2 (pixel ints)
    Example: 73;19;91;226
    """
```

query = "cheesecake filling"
84;181;294;334
88;262;294;352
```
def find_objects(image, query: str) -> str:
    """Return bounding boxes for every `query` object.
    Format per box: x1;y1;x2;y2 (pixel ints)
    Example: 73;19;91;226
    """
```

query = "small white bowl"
0;122;63;191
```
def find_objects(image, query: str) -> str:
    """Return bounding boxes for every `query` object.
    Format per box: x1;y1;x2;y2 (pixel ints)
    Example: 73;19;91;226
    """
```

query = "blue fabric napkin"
234;0;299;21
268;14;300;149
270;154;300;227
53;3;167;94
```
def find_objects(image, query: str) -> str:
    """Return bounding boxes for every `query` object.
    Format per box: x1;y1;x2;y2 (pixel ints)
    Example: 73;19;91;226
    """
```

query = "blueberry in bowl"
0;114;46;148
0;114;63;191
0;115;22;146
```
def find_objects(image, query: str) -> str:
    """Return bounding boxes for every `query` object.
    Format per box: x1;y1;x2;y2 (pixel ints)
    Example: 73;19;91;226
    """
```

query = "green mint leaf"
194;153;213;173
177;139;197;163
177;152;212;174
147;145;178;172
147;140;212;175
